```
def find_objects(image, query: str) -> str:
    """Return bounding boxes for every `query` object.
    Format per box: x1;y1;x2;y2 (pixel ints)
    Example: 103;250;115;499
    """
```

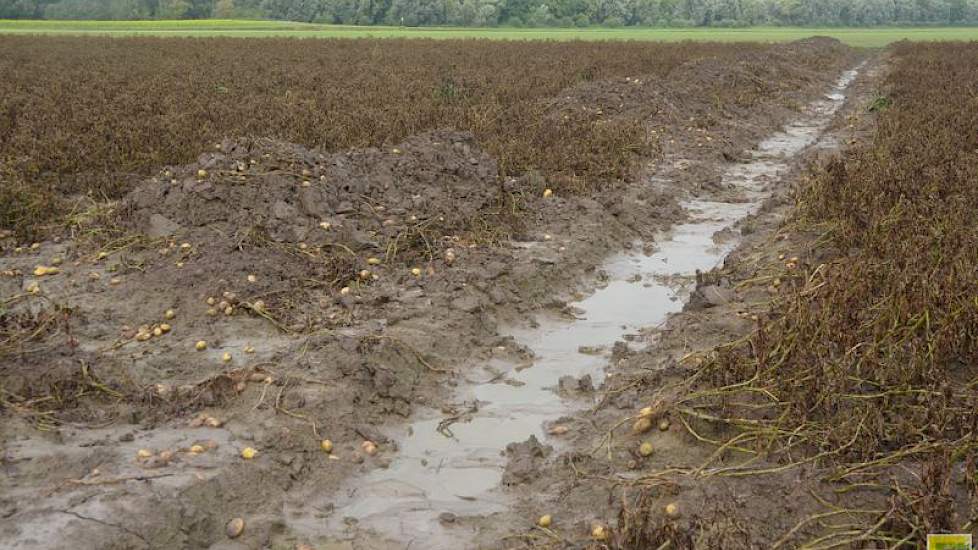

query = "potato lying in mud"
225;517;244;538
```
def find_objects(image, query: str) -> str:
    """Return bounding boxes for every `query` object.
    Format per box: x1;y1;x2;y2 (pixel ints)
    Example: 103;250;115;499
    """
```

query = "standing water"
298;68;860;548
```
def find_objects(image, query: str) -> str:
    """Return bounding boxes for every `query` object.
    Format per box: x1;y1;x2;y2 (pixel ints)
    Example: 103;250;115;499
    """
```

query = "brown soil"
0;38;862;550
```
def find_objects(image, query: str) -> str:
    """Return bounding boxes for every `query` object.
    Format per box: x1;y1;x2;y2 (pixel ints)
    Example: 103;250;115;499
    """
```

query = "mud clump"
686;284;736;311
120;130;505;325
126;130;498;244
502;435;552;486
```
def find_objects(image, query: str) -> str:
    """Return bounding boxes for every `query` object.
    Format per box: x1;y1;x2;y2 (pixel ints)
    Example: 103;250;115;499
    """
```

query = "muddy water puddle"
294;68;859;548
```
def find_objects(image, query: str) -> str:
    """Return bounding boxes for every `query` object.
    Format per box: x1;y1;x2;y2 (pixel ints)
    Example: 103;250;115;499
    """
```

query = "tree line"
3;0;978;27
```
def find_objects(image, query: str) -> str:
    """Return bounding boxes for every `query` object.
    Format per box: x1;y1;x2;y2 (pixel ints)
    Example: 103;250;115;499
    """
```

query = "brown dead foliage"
0;37;766;238
649;42;978;547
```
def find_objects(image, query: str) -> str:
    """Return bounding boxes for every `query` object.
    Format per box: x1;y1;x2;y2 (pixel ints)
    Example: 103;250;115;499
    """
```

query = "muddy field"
5;35;960;549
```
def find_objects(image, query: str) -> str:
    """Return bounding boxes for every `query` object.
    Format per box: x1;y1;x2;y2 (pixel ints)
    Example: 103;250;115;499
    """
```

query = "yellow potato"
639;442;654;457
632;417;654;434
33;266;59;277
225;517;245;538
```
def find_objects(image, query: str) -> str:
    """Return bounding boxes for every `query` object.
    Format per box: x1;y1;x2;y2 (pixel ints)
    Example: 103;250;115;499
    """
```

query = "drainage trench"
297;67;860;548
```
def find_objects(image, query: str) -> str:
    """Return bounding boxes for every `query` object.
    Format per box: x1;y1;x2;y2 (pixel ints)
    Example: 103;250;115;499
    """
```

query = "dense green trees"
4;0;978;25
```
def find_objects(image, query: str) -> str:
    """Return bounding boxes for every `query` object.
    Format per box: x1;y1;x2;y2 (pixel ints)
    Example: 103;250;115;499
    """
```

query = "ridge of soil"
0;38;860;550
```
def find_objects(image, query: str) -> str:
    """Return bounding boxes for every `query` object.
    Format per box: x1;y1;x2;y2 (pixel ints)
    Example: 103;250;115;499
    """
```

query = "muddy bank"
1;39;858;550
486;56;887;549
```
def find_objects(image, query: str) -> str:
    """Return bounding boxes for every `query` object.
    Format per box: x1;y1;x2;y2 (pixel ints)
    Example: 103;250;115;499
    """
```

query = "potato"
639;441;654;457
225;517;244;538
632;417;654;434
33;266;59;277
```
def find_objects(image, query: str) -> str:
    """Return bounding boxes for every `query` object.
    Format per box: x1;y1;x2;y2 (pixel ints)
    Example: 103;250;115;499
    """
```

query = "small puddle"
296;67;860;548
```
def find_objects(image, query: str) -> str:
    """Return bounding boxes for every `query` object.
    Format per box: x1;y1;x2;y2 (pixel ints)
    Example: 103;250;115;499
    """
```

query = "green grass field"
2;19;978;47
